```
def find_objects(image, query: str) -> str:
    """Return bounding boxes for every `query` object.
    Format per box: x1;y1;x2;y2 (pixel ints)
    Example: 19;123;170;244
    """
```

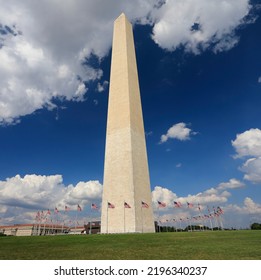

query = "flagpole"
43;212;47;235
219;215;224;230
90;216;92;235
207;206;213;231
106;201;108;234
198;204;205;231
75;210;77;231
123;201;126;233
141;204;143;233
51;218;54;234
174;219;177;232
38;211;41;236
217;207;224;230
213;207;219;230
62;209;65;234
187;203;192;232
157;205;160;233
188;216;193;232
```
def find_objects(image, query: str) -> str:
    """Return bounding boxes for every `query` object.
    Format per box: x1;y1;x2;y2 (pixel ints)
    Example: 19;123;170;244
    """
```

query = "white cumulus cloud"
217;178;245;190
150;0;252;54
151;178;242;210
232;128;261;158
160;122;197;143
0;0;254;125
243;197;261;214
0;174;103;224
240;157;261;183
232;128;261;183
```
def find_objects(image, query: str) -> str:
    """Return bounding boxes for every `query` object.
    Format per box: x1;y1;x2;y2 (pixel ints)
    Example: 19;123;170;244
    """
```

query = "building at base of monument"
0;224;75;236
84;221;101;234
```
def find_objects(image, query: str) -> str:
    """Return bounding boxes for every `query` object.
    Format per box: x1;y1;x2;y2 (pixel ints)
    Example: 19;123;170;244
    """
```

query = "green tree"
250;223;261;230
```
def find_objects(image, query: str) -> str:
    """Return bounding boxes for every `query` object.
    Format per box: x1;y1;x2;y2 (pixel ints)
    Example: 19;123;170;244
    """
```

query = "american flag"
187;202;193;208
36;211;41;221
41;210;45;218
213;206;219;216
77;204;82;211
91;203;99;210
157;201;166;208
108;202;115;208
141;201;149;208
217;206;224;214
124;202;131;208
174;201;182;208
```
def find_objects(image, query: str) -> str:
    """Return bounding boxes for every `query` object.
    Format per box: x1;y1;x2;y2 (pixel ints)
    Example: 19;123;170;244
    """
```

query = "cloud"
217;178;245;190
240;157;261;183
151;178;242;210
243;197;261;214
232;128;261;158
152;181;259;228
222;197;261;228
232;128;261;183
152;186;178;208
150;0;252;54
160;122;197;143
0;174;256;228
0;174;102;218
97;81;109;93
0;0;254;125
226;197;261;215
0;0;154;125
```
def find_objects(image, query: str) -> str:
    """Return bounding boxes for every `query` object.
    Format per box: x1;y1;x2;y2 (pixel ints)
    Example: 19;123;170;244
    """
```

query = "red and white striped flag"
217;206;224;214
157;201;166;208
124;202;131;208
174;201;182;208
91;203;99;210
187;202;193;208
108;202;115;208
141;201;149;208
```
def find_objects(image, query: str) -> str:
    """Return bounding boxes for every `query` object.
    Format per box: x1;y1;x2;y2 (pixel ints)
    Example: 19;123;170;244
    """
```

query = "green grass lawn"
0;230;260;260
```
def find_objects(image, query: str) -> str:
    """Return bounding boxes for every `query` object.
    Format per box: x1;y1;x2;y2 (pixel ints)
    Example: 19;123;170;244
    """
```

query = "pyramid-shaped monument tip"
117;13;128;21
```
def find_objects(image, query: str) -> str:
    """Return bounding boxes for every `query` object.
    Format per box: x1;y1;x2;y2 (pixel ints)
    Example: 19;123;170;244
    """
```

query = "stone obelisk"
100;13;155;233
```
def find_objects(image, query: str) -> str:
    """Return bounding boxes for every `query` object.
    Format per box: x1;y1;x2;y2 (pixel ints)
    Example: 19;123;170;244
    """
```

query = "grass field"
0;230;260;260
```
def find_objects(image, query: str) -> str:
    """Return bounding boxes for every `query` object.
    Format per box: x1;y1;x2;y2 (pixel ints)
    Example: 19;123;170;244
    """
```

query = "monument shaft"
100;14;155;233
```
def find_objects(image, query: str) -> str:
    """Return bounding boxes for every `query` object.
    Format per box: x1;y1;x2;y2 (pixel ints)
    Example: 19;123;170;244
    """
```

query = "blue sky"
0;0;261;228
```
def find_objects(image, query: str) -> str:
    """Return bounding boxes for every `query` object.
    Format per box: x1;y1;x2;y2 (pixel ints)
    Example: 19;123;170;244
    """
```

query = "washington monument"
100;13;155;233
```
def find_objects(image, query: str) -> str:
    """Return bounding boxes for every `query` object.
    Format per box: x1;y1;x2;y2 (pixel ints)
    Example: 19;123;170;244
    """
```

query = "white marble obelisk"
100;13;155;233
